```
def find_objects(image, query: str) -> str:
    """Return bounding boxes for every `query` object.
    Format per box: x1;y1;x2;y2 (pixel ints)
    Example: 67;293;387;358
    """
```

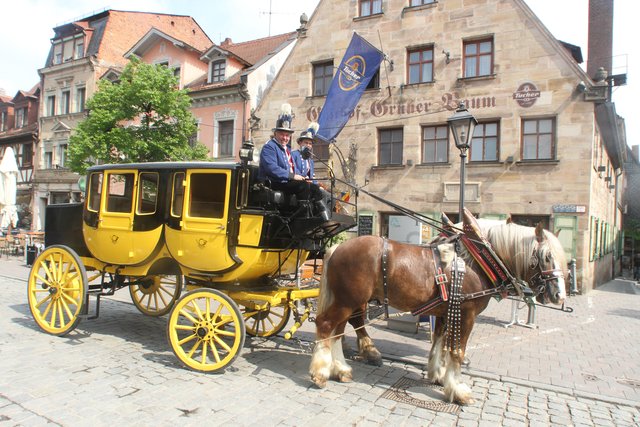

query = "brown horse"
309;218;567;405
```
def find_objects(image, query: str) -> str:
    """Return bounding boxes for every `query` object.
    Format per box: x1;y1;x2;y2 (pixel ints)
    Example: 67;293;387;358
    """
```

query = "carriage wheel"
27;245;87;336
130;274;182;317
244;303;291;337
167;289;246;372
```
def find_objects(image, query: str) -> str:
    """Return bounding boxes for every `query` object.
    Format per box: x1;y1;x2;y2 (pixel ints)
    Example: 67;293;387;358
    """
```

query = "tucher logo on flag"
338;55;366;91
317;33;384;143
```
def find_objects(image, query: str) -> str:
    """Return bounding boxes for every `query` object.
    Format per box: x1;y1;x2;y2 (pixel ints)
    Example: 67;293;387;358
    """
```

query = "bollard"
569;258;578;295
504;298;537;329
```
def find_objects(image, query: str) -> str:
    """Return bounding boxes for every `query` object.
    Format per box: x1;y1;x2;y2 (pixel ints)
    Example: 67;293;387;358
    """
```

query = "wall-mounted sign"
553;204;586;213
513;82;541;108
357;214;374;236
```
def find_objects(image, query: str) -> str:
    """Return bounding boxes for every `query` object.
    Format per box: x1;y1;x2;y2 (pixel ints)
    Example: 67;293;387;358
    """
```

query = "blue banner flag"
316;33;384;143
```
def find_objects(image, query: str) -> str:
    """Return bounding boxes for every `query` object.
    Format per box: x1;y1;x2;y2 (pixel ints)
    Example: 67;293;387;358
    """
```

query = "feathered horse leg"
427;316;446;385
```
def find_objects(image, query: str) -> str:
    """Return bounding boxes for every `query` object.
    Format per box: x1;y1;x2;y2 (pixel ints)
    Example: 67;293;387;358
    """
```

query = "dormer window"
210;60;226;83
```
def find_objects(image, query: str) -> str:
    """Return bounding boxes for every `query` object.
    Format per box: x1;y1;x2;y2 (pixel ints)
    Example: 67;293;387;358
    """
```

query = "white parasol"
0;147;19;229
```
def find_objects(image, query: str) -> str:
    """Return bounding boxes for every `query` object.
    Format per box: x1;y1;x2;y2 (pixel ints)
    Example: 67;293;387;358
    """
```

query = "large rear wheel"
27;245;87;336
167;289;245;372
130;274;182;317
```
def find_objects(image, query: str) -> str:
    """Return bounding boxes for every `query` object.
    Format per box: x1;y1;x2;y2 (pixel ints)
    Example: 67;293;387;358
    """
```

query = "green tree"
68;56;208;173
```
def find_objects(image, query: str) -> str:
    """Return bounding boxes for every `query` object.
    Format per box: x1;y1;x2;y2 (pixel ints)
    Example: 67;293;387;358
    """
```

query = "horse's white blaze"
554;260;567;302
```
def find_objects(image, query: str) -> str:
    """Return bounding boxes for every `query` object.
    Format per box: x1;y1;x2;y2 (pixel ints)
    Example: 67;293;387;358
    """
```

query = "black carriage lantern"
239;140;255;165
447;102;477;221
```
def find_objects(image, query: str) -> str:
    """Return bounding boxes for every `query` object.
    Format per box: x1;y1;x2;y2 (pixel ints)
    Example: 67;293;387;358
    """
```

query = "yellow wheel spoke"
201;341;208;365
59;296;75;320
209;338;222;363
174;324;194;331
35;293;53;309
214;328;236;338
57;300;66;328
191;300;205;320
34;273;52;287
50;300;58;328
60;291;78;306
41;297;54;317
156;289;169;307
186;339;201;358
213;334;232;352
178;333;197;347
179;308;198;324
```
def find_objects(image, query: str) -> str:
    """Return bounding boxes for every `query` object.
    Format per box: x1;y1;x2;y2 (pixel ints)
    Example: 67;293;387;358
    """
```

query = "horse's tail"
316;244;339;315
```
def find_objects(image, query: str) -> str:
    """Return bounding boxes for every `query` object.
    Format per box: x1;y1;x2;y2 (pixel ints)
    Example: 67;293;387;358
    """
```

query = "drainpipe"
612;167;623;279
238;75;250;142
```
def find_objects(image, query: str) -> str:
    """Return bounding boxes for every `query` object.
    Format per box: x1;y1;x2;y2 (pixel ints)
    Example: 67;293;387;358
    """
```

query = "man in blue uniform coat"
258;104;329;220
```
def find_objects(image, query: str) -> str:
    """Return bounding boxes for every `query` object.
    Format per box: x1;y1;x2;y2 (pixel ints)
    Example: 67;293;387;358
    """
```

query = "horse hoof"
456;396;476;406
337;372;353;383
311;376;328;389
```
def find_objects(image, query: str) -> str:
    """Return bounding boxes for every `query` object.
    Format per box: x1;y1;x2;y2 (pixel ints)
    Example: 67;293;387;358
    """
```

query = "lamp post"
447;102;477;222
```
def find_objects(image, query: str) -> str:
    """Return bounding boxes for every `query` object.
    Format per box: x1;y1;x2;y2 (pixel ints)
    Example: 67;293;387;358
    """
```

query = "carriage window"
106;173;134;213
171;172;185;217
189;173;227;218
137;172;158;215
87;172;103;212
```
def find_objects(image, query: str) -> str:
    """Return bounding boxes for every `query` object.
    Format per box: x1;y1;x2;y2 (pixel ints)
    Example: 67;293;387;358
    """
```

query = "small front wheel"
27;245;87;336
244;303;291;337
130;274;182;317
167;289;246;372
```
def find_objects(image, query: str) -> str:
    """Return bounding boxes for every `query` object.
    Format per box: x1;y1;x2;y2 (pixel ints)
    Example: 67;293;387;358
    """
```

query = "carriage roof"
86;161;243;172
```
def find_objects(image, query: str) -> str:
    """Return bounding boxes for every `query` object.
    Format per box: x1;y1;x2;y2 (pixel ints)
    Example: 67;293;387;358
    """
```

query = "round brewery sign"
512;82;541;108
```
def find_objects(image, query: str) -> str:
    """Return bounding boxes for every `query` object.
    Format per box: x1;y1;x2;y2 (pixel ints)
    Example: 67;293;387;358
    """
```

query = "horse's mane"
483;223;568;278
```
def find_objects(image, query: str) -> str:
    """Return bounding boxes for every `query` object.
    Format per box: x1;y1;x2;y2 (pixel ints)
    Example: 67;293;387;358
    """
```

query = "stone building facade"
252;0;626;292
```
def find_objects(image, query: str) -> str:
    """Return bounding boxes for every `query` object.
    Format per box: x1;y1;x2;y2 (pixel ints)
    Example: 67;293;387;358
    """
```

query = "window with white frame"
0;111;7;131
210;60;226;83
76;87;86;112
75;39;84;59
46;95;56;116
44;151;53;169
53;42;63;65
15;107;26;128
61;90;70;114
218;120;234;157
58;144;68;168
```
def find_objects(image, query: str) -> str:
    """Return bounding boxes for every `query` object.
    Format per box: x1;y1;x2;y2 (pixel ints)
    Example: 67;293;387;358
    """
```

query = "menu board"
358;215;373;236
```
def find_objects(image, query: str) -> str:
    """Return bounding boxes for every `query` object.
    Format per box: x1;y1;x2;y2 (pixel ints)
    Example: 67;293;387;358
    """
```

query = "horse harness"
378;234;523;354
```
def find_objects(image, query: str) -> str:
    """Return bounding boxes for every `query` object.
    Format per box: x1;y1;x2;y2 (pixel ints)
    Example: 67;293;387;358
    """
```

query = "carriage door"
166;170;235;272
83;170;138;265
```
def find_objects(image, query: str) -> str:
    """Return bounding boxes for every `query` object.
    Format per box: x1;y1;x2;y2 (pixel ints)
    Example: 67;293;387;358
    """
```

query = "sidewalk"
5;254;639;408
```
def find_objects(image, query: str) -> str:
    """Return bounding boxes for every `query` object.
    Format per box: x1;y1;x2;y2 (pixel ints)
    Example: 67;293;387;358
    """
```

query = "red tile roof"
224;32;295;66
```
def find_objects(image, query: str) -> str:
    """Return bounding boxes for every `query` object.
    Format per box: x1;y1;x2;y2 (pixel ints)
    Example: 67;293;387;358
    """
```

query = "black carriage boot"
315;200;330;221
298;200;313;218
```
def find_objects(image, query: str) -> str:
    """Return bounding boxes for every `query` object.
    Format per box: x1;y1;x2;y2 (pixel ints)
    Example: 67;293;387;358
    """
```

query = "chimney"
221;37;233;47
587;0;614;80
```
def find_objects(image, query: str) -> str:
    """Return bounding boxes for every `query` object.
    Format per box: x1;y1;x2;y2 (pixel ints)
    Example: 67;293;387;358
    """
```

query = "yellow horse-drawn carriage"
27;159;355;372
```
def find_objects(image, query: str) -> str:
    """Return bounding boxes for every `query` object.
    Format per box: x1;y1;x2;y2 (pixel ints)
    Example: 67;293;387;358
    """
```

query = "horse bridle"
528;244;563;296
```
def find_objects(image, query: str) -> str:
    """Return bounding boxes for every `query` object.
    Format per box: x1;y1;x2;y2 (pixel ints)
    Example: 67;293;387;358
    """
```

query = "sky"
0;0;635;147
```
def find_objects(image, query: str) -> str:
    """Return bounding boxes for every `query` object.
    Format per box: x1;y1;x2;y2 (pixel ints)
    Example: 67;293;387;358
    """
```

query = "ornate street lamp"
447;102;477;222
